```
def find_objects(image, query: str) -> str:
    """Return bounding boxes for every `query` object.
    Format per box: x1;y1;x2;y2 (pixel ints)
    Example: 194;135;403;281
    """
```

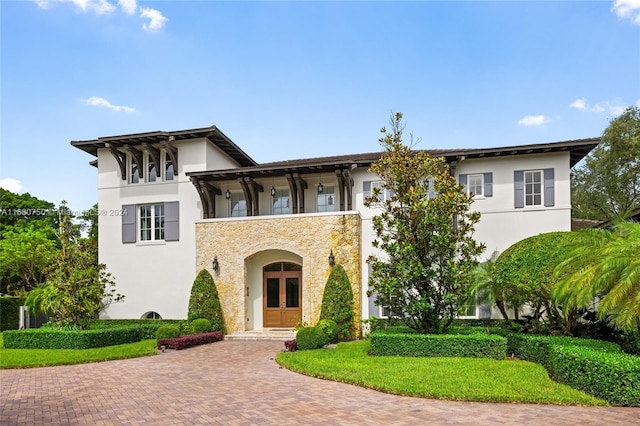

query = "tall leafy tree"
553;222;640;332
572;106;640;221
25;201;122;329
366;113;484;333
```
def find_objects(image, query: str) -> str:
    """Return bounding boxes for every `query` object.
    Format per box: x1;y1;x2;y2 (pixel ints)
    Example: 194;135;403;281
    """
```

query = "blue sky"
1;0;639;212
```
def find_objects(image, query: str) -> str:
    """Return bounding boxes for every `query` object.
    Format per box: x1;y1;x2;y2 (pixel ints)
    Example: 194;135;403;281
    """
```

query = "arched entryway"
263;262;302;328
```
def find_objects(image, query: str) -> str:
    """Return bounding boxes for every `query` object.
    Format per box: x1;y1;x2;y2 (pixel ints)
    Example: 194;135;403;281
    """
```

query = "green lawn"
276;340;607;406
0;333;158;369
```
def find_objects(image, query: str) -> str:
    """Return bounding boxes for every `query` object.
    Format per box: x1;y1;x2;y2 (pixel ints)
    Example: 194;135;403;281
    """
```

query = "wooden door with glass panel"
263;262;302;328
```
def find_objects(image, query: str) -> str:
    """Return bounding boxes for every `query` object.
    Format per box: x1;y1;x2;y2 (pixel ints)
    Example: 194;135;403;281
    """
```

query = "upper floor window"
514;169;554;208
230;192;247;217
131;160;139;184
273;189;290;215
317;186;336;212
139;204;164;241
165;154;174;181
468;174;483;197
363;180;394;203
148;157;157;183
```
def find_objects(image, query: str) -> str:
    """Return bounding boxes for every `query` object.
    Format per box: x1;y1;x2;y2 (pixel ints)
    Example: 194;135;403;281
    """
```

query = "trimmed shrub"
191;318;212;334
619;331;640;356
296;326;329;350
155;325;181;340
284;339;298;352
316;319;338;344
549;345;640;406
188;269;226;334
90;319;183;340
0;296;24;331
319;264;354;341
2;327;141;349
158;331;223;350
369;332;507;360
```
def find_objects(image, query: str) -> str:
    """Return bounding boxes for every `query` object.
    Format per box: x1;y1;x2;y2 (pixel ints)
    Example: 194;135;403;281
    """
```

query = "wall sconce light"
317;182;324;194
212;256;219;272
270;186;276;197
328;195;333;205
328;249;335;267
225;189;231;200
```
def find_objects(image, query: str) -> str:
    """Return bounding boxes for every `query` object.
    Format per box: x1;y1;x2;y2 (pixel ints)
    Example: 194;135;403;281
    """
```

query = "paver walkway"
1;340;638;425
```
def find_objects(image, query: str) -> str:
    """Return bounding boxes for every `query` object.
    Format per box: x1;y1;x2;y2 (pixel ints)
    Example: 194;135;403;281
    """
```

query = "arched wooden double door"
263;262;301;328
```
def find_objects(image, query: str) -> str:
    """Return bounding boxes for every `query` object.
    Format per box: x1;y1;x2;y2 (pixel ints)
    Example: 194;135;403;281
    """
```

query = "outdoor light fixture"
270;186;276;197
212;256;219;272
328;195;333;205
225;189;231;200
328;249;335;267
317;182;324;194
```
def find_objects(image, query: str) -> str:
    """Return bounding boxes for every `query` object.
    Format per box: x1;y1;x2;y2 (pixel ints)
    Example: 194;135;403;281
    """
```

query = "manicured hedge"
157;331;223;350
370;332;507;360
90;319;186;339
0;296;24;331
3;327;142;349
550;345;640;406
296;326;329;350
507;333;639;406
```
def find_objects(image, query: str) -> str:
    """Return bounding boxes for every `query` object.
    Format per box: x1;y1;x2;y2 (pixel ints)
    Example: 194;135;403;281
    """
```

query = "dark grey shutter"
122;204;136;244
367;264;379;318
459;174;468;189
484;173;493;197
544;168;555;207
164;201;179;241
514;170;524;208
363;181;371;199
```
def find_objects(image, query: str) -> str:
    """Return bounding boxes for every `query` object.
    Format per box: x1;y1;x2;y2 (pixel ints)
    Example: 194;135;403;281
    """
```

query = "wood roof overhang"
186;137;600;182
70;125;258;168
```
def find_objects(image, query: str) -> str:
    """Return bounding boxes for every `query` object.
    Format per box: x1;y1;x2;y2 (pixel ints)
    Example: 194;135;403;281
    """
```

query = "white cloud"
32;0;168;30
118;0;136;15
0;178;24;193
518;115;548;126
83;96;136;113
569;98;587;110
612;0;640;25
140;7;168;31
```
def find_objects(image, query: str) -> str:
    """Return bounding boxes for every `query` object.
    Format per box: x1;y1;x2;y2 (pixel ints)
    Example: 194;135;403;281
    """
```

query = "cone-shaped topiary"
188;269;226;334
319;264;354;340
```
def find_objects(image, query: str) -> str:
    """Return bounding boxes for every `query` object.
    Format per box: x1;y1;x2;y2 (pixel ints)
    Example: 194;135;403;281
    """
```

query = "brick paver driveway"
1;340;638;425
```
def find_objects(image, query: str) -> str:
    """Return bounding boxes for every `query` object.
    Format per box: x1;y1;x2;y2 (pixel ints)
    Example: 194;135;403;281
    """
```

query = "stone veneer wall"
195;212;361;334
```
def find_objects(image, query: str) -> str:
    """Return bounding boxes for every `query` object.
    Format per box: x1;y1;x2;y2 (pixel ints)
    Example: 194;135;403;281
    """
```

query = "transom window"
273;189;290;215
230;193;247;217
317;186;336;212
468;174;483;197
139;204;165;241
525;170;543;206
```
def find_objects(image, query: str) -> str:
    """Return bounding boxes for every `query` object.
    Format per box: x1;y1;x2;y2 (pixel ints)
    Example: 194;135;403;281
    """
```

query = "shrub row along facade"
71;126;598;333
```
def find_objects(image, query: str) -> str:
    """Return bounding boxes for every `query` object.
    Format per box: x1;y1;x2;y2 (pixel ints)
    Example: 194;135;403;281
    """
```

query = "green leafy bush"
90;319;183;340
155;325;180;340
191;318;212;334
370;332;507;359
296;326;329;350
3;327;141;349
549;345;640;406
319;264;354;341
188;269;226;334
0;296;24;331
316;319;338;344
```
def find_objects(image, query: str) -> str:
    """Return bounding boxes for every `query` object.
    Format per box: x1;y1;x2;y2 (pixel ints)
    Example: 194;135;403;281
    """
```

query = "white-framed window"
272;189;290;215
131;159;139;184
379;295;398;318
230;192;247;217
364;180;394;203
164;152;174;181
317;186;336;212
139;204;165;241
148;153;157;183
467;174;483;197
142;311;162;319
524;170;543;206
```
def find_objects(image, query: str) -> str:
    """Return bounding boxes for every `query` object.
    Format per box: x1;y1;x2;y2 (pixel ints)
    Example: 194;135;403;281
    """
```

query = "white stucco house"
71;126;599;333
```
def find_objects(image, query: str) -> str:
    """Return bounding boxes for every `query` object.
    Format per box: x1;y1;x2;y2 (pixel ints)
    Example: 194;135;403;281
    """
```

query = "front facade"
71;126;598;331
